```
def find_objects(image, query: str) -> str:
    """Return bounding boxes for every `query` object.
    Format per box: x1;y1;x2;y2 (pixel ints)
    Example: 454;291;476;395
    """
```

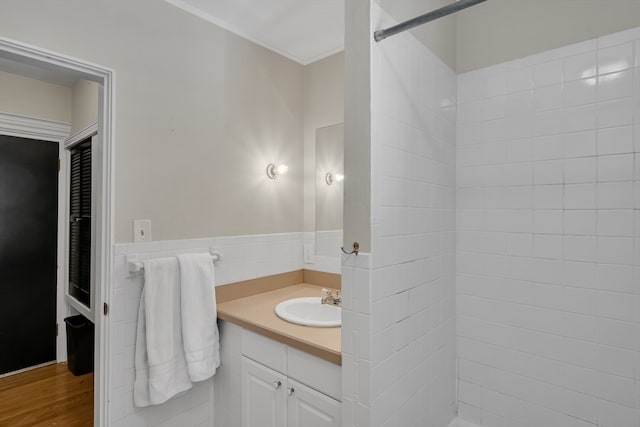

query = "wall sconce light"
325;172;344;185
266;163;288;179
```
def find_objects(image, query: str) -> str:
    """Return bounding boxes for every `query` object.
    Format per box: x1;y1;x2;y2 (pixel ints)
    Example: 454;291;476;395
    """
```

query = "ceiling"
165;0;345;65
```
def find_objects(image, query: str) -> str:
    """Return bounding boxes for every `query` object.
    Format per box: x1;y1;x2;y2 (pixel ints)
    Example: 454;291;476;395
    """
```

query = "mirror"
315;123;344;258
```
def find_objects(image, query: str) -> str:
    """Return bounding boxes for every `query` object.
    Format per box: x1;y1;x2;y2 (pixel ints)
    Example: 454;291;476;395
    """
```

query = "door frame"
63;123;99;322
0;37;115;427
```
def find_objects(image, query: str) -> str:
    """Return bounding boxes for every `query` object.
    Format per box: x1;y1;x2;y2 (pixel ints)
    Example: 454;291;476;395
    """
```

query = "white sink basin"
275;297;341;328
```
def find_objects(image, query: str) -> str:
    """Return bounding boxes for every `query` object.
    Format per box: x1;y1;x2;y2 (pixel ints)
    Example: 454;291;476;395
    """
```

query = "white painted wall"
342;4;458;426
0;0;304;244
71;79;99;134
456;27;640;427
0;70;71;122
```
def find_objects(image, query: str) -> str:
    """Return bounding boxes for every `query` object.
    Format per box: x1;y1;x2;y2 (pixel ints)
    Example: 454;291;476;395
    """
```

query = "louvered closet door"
68;140;91;307
0;135;58;375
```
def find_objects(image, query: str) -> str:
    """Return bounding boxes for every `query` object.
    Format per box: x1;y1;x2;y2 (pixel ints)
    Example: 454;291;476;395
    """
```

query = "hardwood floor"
0;363;93;426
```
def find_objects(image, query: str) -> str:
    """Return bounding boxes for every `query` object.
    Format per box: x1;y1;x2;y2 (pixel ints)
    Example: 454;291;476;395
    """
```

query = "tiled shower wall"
109;233;303;426
456;28;640;427
341;4;457;426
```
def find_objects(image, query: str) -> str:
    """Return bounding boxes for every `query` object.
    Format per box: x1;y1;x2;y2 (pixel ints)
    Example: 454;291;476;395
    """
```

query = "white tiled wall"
456;27;640;427
341;4;458;427
109;232;303;426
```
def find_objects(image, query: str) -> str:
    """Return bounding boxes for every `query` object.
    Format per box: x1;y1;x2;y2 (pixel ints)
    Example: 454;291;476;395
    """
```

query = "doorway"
0;135;58;375
0;37;114;426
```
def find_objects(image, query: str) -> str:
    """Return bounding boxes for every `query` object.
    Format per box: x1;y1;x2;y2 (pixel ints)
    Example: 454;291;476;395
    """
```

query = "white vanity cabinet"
214;320;341;427
242;357;286;427
241;357;341;427
286;377;341;427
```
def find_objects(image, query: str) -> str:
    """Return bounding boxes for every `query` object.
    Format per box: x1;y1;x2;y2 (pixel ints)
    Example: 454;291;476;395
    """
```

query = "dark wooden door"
0;135;58;375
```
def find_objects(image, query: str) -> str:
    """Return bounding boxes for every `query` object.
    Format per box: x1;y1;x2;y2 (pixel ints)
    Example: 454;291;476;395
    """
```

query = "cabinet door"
242;357;286;427
287;379;341;427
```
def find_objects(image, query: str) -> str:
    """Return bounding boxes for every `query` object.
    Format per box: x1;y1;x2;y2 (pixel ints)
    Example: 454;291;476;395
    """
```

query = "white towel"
134;257;193;407
177;253;220;382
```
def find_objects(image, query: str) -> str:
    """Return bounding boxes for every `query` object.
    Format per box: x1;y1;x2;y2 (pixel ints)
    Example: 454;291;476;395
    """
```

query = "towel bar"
127;248;223;274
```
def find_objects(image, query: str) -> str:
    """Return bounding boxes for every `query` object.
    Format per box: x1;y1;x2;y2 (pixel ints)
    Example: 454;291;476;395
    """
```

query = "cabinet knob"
287;387;295;396
273;381;281;390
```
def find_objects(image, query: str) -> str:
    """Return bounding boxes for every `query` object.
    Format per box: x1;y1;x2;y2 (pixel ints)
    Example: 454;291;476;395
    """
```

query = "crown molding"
0;111;70;141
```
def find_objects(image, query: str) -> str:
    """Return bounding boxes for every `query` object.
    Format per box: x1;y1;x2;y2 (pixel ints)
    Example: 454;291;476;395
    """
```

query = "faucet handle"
322;288;333;296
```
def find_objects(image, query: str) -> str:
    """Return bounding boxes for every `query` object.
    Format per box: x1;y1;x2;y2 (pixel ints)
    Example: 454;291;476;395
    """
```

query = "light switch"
133;219;152;243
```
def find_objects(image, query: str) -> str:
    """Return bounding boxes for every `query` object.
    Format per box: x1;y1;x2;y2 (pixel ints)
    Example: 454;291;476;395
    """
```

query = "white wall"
0;70;71;122
71;79;99;134
341;3;458;426
456;27;640;427
0;0;304;244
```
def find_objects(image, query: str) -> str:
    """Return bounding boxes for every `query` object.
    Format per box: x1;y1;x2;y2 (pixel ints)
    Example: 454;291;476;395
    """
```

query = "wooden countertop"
217;283;341;365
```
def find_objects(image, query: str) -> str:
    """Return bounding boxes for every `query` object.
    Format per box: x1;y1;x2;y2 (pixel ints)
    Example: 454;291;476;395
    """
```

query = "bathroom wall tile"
563;130;597;158
533;210;563;234
457;26;640;427
598;236;635;265
564;183;597;209
564;210;597;236
505;91;534;116
598;154;635;182
534;83;563;112
597;264;636;294
506;66;534;93
598;26;640;49
371;10;457;424
534;160;563;184
598;70;635;102
597;181;635;209
597;125;634;155
597;98;636;129
564;157;597;183
598;42;635;74
534;60;564;87
533;234;563;259
563;78;597;107
564;104;597;133
564;51;597;81
564;235;597;263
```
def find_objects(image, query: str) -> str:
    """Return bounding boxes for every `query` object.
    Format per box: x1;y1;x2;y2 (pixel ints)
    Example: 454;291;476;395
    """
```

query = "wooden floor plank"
0;363;93;427
0;364;64;393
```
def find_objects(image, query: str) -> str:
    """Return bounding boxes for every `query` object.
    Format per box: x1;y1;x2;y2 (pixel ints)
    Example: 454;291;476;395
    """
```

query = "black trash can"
64;315;94;376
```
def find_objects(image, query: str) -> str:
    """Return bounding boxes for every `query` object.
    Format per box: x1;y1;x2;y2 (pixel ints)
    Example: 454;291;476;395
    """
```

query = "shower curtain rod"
374;0;487;42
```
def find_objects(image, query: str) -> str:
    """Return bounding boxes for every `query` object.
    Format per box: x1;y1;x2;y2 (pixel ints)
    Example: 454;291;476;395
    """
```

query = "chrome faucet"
321;288;341;307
